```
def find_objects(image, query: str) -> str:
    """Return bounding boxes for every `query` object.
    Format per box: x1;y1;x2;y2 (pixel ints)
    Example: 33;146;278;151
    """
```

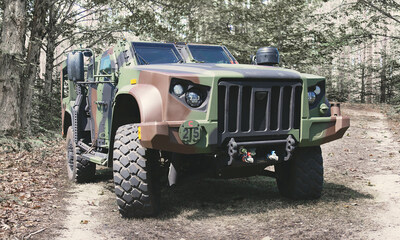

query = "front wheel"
113;124;161;218
275;146;323;199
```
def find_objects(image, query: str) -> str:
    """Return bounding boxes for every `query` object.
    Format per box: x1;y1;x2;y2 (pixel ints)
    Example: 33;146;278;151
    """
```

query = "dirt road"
46;105;400;239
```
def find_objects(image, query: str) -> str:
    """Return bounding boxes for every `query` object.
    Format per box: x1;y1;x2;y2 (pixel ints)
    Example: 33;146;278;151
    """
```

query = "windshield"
187;45;235;64
131;42;183;65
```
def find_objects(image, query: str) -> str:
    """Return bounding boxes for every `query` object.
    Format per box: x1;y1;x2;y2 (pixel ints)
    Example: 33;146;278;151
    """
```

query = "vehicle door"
88;49;116;148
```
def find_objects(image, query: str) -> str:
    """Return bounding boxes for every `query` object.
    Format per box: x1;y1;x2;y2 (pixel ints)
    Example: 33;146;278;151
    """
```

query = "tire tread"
113;124;160;217
275;146;323;199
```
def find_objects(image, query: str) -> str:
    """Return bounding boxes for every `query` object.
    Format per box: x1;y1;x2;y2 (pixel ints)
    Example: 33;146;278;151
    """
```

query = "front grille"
218;79;302;144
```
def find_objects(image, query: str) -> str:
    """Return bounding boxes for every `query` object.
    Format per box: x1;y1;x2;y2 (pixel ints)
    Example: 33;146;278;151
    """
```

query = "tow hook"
227;135;296;165
267;151;279;161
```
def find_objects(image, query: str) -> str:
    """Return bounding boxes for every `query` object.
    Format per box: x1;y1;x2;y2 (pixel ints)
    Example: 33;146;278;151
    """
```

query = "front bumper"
298;115;350;146
299;103;350;146
139;121;218;154
139;104;350;153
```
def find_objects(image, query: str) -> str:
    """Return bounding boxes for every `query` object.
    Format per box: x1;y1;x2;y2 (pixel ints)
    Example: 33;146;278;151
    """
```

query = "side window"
62;66;69;98
99;55;111;74
87;57;94;81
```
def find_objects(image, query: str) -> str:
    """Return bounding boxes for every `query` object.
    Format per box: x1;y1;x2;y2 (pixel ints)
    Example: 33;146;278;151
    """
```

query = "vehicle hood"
128;63;314;81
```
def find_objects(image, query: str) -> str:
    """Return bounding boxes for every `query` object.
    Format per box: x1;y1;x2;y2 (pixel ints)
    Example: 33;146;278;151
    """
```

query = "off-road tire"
65;127;96;183
113;124;160;218
275;146;323;199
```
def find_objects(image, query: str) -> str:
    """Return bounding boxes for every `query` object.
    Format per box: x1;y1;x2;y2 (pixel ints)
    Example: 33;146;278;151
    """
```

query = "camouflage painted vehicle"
61;40;350;217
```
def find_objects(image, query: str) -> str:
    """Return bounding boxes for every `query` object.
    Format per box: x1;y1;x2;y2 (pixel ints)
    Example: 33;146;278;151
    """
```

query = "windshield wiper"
135;53;149;65
192;58;205;63
175;59;184;63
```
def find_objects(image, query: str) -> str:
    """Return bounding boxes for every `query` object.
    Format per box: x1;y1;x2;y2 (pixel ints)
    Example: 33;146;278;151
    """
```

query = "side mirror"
250;55;256;64
67;52;84;82
255;47;279;66
83;51;93;57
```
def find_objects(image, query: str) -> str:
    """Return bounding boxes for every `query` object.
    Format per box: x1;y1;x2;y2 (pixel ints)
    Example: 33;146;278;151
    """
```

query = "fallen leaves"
0;136;66;239
344;203;358;208
80;220;89;224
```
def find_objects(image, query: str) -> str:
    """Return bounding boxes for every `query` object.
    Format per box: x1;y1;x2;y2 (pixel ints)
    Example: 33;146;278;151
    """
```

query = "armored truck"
61;40;350;217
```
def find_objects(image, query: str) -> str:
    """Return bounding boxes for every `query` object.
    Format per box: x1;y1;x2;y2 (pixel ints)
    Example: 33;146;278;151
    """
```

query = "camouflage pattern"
61;40;350;164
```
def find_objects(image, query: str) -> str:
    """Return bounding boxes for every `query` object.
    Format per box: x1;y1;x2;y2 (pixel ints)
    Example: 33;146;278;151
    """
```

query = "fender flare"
62;108;72;137
117;84;163;123
108;85;163;167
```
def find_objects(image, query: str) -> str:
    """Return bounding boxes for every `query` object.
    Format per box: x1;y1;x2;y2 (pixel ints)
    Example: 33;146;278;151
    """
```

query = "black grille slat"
236;86;243;132
227;86;239;132
254;90;268;131
282;86;292;130
294;86;302;129
277;86;284;130
218;79;302;144
289;86;296;129
249;88;255;132
266;89;271;131
241;87;251;132
270;87;280;130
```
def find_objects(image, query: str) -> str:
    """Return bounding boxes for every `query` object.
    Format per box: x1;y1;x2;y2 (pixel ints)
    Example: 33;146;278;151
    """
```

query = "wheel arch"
62;110;72;138
108;86;163;166
107;94;141;167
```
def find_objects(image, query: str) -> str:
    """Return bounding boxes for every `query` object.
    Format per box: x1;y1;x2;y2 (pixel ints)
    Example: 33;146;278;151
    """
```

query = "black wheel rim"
67;139;74;172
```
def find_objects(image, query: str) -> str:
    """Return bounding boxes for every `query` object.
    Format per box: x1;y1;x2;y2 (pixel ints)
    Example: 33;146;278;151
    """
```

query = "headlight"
308;91;316;105
185;89;203;107
170;78;210;109
173;84;184;96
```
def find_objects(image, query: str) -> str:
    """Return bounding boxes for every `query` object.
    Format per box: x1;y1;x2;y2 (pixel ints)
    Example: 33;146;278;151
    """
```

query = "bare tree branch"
358;0;400;24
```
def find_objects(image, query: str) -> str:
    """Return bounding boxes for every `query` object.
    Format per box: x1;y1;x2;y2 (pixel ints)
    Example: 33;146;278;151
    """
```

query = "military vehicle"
61;40;350;217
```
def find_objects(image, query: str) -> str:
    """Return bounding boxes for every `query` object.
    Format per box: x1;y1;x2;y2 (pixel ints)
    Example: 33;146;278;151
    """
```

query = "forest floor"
1;104;400;239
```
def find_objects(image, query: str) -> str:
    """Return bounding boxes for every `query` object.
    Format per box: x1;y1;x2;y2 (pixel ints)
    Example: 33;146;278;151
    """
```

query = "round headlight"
185;89;203;107
314;85;321;95
308;91;316;105
173;84;184;96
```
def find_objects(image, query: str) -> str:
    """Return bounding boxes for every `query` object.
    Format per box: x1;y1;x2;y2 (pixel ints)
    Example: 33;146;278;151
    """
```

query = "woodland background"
0;0;399;136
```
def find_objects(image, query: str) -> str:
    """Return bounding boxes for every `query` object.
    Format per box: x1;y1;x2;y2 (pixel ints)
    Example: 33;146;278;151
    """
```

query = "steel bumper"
299;103;350;146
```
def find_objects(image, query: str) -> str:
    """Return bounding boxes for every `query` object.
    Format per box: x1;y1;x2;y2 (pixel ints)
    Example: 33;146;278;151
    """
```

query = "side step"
82;152;108;165
77;140;108;165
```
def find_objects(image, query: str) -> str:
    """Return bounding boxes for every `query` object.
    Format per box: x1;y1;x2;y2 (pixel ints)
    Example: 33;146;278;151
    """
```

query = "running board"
78;140;108;165
82;152;108;165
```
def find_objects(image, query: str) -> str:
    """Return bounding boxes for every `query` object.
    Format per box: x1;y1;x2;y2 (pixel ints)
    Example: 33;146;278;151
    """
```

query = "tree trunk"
44;4;56;100
366;42;373;104
360;42;366;103
20;0;48;132
379;36;387;103
0;0;26;134
40;3;57;125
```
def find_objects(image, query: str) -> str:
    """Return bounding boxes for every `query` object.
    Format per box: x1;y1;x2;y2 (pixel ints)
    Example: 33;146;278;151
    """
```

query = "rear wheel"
65;127;96;183
275;146;323;199
113;124;161;217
